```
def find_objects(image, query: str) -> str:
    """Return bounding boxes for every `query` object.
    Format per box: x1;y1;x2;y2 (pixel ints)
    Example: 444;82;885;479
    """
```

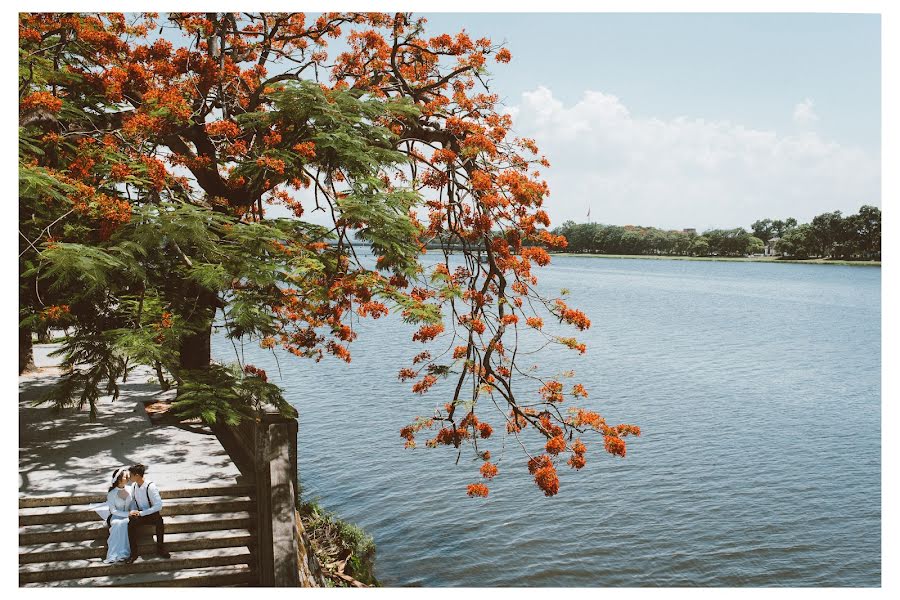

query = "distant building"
765;237;781;256
682;228;697;236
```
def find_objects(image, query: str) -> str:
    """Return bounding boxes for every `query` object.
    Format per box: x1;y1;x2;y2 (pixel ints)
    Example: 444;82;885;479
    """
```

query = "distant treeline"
551;205;880;260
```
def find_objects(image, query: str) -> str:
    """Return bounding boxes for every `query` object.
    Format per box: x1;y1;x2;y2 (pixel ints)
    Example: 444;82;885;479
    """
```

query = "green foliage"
338;181;421;274
748;236;765;255
777;224;816;259
171;364;297;425
235;81;415;190
34;243;131;296
691;236;710;257
297;494;378;586
751;218;775;242
38;331;127;420
553;206;879;260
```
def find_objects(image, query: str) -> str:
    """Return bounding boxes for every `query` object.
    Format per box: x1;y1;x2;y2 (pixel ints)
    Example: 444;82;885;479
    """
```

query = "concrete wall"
214;414;323;587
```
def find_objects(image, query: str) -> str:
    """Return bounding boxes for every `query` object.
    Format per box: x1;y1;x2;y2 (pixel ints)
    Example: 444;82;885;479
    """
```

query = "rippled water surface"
213;256;881;586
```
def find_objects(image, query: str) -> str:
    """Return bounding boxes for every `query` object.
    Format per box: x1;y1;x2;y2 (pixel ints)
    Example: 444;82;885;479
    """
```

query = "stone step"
21;563;257;587
20;529;255;563
19;494;253;517
20;498;255;526
19;512;254;545
21;526;250;553
19;485;255;509
19;546;253;585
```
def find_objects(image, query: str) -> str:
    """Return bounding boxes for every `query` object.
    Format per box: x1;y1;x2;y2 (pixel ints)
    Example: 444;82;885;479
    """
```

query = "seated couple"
104;464;170;564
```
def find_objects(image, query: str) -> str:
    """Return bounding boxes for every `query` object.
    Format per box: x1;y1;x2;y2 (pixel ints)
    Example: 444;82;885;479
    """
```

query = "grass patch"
296;495;378;587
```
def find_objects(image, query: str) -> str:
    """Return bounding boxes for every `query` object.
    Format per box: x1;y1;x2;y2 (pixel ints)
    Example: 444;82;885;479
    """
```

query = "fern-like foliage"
172;364;297;425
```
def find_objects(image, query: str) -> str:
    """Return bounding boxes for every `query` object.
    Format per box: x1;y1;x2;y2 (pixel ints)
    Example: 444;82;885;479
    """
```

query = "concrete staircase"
19;485;259;587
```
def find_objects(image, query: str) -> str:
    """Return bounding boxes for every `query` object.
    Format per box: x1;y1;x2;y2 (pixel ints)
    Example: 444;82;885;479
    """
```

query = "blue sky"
418;13;881;229
425;13;880;152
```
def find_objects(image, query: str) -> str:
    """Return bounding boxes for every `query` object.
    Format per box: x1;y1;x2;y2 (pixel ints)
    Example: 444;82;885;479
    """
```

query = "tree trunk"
178;286;219;371
180;324;213;370
155;361;170;391
19;324;35;374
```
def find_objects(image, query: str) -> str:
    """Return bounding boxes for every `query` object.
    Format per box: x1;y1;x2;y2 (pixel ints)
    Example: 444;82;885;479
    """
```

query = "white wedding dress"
104;486;134;563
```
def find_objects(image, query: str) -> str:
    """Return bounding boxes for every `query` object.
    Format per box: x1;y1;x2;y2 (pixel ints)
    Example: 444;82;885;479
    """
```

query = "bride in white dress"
104;468;134;563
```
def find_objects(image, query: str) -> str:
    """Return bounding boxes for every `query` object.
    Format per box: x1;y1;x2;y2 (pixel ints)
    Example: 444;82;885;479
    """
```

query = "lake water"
212;256;881;587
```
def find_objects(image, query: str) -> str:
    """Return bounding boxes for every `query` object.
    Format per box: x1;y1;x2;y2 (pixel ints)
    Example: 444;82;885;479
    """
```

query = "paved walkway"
19;344;242;498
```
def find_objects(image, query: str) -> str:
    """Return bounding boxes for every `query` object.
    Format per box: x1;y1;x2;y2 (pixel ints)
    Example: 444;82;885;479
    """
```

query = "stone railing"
212;411;321;587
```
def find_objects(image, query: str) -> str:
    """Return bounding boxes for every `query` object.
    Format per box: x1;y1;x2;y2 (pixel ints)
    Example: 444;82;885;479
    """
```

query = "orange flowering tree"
19;12;638;496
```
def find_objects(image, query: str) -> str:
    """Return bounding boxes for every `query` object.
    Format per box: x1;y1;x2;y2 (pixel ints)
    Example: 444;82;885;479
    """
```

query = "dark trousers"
127;512;165;555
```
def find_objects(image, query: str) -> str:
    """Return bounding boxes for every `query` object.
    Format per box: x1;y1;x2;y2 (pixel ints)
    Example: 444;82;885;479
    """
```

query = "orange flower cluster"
480;462;498;479
399;417;434;449
95;194;133;225
431;148;457;164
469;170;492;191
539;380;564;404
263;130;282;147
357;301;388;319
500;314;518;326
430;426;468;447
469;318;486;335
616;424;642;437
461;133;498;158
506;410;529;433
140;156;168;192
412;323;444;342
538;413;564;439
122;112;165;139
567;438;587;470
521;246;551;267
411;374;438;394
292;141;317;160
467;483;489;497
256;156;286;174
327;341;352;363
145;87;192;122
604;435;627;457
559;337;587;354
66;180;132;231
525;316;543;329
568;454;586;470
42;304;70;322
528;455;559;497
545;435;566;455
243;364;268;382
570;409;606;430
205;120;241;138
21;91;63;114
109;163;131;181
19;27;41;43
553;300;591;331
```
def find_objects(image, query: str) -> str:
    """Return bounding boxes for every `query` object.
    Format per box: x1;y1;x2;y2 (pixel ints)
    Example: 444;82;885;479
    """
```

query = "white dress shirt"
132;481;163;516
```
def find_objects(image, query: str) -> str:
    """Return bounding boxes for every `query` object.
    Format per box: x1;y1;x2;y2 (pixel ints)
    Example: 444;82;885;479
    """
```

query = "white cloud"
505;87;879;230
792;98;819;125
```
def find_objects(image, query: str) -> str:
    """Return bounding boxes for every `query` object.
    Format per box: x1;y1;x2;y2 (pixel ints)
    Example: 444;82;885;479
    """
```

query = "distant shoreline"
551;253;881;267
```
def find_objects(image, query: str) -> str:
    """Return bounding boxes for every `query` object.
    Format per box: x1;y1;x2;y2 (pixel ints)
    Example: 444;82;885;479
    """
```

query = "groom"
125;464;170;562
